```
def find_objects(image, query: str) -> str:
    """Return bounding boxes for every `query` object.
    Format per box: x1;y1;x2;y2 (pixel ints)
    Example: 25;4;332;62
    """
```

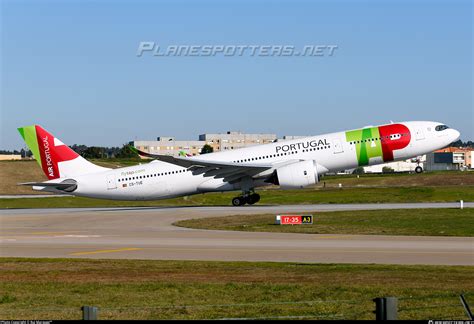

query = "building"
0;154;22;161
425;147;473;171
279;135;309;141
199;131;277;151
132;136;206;157
131;131;278;157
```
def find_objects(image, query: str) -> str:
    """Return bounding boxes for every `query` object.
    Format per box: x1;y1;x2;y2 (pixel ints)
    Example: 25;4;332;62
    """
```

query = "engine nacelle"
274;160;319;189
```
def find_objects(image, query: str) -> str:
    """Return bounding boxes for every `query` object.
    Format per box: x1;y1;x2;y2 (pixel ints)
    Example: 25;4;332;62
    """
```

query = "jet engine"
268;160;319;189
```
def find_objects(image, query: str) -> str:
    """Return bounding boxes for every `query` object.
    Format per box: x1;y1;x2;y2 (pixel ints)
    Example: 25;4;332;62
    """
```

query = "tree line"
69;144;139;159
1;139;471;159
1;144;140;159
451;139;474;148
4;143;215;159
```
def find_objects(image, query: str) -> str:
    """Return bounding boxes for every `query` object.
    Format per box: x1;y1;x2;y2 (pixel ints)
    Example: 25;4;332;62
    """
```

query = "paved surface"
0;194;72;199
1;203;473;265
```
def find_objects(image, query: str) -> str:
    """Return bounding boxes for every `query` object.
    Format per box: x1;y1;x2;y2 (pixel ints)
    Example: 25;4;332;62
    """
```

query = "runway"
1;203;473;265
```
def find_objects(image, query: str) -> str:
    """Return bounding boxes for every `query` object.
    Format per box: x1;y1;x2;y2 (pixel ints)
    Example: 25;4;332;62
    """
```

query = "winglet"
131;146;156;158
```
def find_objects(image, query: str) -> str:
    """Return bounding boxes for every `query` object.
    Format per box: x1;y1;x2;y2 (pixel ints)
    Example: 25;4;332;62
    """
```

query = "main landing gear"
232;193;260;206
415;166;423;174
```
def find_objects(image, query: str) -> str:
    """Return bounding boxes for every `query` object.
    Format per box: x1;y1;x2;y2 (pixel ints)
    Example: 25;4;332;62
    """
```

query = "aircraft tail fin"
17;125;109;180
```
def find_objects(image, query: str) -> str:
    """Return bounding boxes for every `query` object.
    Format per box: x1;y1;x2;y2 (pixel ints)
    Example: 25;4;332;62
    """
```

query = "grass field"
0;160;137;195
2;160;474;195
2;160;473;208
0;258;472;320
174;208;474;237
0;185;473;209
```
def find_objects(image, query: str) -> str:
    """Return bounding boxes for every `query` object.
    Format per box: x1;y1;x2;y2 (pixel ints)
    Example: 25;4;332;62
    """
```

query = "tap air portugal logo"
178;151;192;157
17;125;79;180
275;139;330;153
345;124;411;166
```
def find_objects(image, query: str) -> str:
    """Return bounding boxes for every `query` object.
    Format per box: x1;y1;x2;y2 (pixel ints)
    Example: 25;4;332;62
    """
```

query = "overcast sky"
1;0;472;150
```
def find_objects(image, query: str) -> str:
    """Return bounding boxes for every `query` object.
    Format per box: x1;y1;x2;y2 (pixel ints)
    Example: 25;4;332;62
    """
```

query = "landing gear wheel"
232;196;246;206
247;193;261;205
415;166;423;174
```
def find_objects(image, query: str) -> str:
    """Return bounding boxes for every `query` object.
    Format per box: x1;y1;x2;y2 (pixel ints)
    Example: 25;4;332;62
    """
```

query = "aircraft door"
333;139;344;154
106;174;117;190
415;128;425;141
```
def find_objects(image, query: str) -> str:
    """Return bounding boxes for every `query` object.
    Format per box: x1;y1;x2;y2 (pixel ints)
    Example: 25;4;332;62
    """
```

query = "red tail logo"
35;126;79;179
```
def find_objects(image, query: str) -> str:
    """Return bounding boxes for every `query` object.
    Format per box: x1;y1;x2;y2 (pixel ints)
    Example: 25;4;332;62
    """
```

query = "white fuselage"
67;121;459;200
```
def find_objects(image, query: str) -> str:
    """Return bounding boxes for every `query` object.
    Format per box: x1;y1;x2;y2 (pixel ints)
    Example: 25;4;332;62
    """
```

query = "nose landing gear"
231;192;261;206
413;156;423;174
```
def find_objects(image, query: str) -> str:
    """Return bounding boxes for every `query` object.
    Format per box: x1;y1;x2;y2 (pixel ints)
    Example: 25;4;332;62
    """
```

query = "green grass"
320;170;474;187
0;159;140;195
2;159;474;195
174;208;474;237
1;186;473;209
0;258;472;320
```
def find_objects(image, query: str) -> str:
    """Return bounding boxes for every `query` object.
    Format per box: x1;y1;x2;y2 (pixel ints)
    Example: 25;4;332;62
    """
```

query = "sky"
1;0;472;151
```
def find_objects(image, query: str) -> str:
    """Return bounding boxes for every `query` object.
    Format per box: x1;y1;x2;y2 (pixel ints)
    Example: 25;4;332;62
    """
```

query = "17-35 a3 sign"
276;215;313;225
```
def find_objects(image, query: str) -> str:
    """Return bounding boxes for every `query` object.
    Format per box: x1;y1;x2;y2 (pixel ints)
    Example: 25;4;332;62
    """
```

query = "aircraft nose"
451;129;460;142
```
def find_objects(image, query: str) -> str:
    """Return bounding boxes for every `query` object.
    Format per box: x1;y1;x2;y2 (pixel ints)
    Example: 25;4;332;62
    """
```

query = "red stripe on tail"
35;126;79;179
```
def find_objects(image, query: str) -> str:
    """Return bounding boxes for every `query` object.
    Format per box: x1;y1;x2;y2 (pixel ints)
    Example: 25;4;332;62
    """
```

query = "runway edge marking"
69;247;143;256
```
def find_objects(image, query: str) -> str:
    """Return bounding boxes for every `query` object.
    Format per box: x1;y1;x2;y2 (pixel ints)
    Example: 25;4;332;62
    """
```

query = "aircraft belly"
146;174;202;199
197;177;235;192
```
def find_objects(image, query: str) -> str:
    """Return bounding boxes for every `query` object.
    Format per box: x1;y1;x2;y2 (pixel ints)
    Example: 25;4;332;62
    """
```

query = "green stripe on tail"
17;125;42;168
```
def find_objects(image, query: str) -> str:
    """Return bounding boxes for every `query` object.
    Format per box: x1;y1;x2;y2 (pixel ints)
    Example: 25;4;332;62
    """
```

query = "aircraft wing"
133;148;273;183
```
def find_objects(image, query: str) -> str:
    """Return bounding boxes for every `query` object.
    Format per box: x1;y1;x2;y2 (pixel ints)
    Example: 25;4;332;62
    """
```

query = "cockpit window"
435;125;449;131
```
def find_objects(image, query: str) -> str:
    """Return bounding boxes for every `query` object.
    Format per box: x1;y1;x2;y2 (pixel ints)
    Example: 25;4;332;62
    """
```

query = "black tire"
247;193;260;205
247;196;256;205
415;166;423;174
254;193;260;203
232;197;244;206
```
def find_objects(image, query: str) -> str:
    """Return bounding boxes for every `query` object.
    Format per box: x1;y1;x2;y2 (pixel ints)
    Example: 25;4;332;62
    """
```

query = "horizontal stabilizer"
18;180;77;192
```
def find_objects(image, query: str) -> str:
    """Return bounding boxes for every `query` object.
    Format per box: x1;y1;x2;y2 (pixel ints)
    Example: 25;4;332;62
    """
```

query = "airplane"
18;121;460;206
